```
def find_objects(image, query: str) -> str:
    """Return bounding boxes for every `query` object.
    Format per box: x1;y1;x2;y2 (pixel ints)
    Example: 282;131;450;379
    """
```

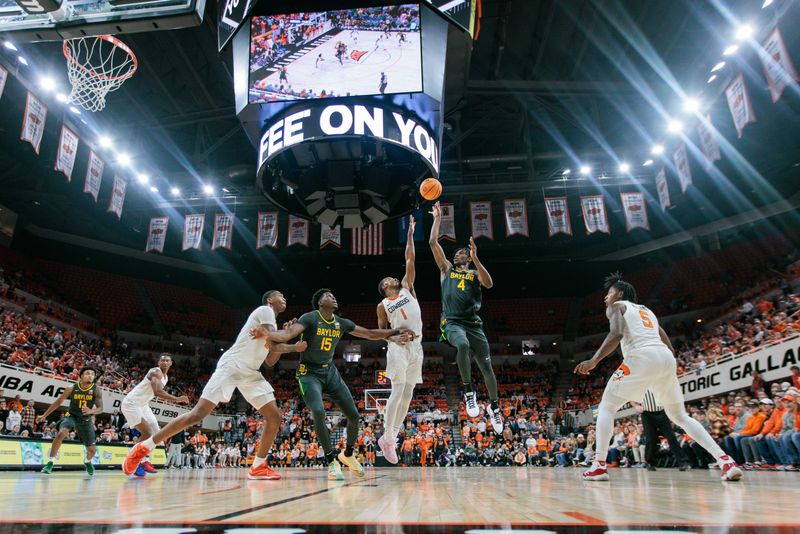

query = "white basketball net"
63;35;138;112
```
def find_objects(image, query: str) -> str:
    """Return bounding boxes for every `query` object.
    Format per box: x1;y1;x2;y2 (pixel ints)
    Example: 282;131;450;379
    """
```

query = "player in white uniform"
376;216;423;464
575;273;743;482
122;290;307;481
121;353;189;474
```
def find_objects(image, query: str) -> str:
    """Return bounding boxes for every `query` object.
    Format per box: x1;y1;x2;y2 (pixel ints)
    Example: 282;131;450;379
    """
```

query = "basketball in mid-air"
420;178;442;201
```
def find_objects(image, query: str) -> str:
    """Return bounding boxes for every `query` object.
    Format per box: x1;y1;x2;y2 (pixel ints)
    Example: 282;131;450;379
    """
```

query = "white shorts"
385;341;423;385
121;400;158;429
201;364;275;409
602;346;683;407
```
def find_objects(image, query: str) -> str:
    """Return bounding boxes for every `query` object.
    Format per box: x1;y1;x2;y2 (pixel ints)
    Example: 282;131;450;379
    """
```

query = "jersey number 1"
639;310;654;328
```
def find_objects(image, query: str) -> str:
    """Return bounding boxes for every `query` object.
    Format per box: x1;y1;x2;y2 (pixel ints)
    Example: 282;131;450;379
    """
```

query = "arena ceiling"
0;0;799;305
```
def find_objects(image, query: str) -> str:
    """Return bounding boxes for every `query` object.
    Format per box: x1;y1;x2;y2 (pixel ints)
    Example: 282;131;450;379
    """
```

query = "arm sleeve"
255;306;277;328
340;317;357;334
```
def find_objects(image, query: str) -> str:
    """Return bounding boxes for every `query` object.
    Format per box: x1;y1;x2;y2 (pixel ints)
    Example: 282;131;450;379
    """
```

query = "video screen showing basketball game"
248;4;422;103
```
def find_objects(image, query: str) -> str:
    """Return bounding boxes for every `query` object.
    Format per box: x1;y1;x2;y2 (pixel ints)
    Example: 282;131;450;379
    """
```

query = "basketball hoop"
63;35;138;112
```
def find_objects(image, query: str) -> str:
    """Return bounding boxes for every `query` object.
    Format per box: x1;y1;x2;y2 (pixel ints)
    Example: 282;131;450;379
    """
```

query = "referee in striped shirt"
637;390;690;471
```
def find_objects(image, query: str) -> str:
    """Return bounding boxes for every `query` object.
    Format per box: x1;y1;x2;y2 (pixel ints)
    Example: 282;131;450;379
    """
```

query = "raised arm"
37;386;73;422
149;368;189;404
377;302;389;330
468;236;493;289
402;216;417;297
574;302;626;375
429;202;452;274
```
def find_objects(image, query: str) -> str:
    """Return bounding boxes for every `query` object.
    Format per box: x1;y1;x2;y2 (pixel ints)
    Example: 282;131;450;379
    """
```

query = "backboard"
0;0;206;42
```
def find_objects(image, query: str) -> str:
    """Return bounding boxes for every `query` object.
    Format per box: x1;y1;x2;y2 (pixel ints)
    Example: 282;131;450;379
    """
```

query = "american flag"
351;223;383;255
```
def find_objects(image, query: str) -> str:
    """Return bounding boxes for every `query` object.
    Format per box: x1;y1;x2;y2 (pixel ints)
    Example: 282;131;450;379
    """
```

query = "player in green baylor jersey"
429;201;503;434
252;288;413;480
37;366;104;475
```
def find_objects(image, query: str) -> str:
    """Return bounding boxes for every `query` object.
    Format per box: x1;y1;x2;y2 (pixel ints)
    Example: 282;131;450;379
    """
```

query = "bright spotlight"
562;168;571;176
651;144;665;155
99;136;113;148
171;187;181;195
618;162;631;173
723;44;739;56
579;165;591;175
68;106;81;115
711;61;726;73
117;153;132;167
56;93;69;103
735;24;754;41
683;98;700;113
643;159;654;167
3;41;17;51
762;0;774;7
149;186;159;193
18;56;28;66
203;185;214;194
38;76;57;92
707;74;718;84
136;174;149;185
667;119;684;133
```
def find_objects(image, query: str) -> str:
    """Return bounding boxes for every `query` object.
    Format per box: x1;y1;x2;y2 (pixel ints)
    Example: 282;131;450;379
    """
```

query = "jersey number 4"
320;337;333;351
457;279;466;291
639;310;654;328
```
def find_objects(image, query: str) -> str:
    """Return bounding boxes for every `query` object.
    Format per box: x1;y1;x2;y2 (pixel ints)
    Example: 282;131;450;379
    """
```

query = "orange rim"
62;34;138;82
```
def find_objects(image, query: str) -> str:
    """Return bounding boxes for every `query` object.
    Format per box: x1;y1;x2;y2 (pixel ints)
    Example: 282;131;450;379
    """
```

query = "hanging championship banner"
54;125;79;182
212;213;234;250
20;92;47;154
287;215;309;247
0;65;8;101
672;143;693;194
470;201;493;240
503;198;529;237
256;211;278;249
544;197;572;237
83;150;104;202
182;214;205;251
145;217;169;253
655;166;671;212
438;203;456;242
725;74;756;139
621;192;649;232
107;176;127;219
760;27;799;103
320;225;342;249
696;115;721;170
580;195;610;235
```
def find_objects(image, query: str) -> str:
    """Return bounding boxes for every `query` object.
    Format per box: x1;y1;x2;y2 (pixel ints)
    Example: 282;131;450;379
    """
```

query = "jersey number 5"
639;310;654;328
320;337;332;351
457;279;466;291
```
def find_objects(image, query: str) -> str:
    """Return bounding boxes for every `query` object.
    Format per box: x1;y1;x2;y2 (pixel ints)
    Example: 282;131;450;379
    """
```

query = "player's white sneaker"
463;391;480;418
719;455;743;481
378;434;398;464
582;461;609;481
486;403;503;434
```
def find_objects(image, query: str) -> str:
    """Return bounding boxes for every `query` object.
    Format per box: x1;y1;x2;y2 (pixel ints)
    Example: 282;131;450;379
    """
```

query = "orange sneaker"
123;443;151;476
141;461;158;474
248;464;282;480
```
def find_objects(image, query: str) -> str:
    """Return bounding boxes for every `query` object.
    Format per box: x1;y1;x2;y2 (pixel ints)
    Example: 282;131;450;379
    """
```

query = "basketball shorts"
201;364;275;409
602;346;683;407
385;341;423;384
121;399;158;429
59;415;96;446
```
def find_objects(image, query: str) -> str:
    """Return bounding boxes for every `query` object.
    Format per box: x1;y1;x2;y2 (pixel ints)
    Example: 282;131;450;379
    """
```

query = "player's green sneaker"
337;451;365;477
84;461;94;476
40;461;53;474
327;459;344;480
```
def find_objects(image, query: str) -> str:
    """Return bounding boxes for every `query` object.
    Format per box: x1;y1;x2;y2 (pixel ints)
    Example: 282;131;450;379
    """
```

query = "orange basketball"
420;178;442;201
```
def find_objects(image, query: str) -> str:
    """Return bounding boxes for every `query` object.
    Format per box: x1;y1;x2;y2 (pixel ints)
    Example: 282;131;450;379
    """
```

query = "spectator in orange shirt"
740;399;774;466
402;437;414;466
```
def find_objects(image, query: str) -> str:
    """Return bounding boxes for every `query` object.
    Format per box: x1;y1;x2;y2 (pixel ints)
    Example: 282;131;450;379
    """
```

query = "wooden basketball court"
1;467;798;532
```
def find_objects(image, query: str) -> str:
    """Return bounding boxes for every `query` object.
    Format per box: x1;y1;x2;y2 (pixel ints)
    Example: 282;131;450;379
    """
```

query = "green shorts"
59;416;96;446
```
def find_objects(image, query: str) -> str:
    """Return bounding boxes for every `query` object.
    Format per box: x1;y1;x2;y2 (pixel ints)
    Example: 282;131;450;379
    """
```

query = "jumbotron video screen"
248;4;423;103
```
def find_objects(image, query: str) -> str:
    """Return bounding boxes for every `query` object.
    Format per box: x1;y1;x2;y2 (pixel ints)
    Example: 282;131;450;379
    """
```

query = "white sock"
142;438;156;450
253;456;266;468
